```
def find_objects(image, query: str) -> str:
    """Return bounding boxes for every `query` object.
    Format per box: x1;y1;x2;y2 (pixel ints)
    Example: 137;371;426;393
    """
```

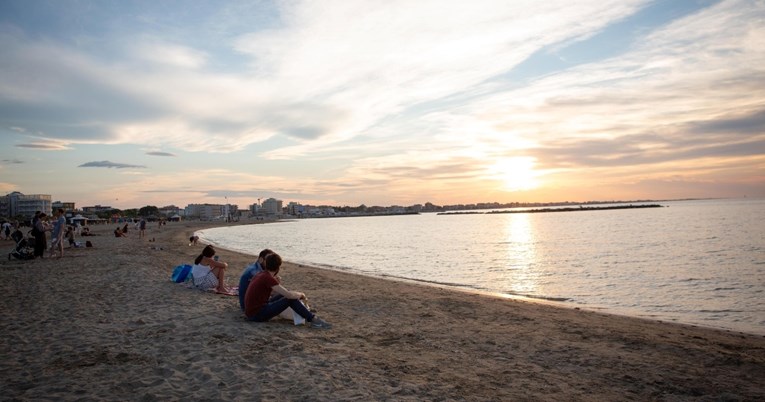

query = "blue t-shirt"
238;262;263;310
52;216;66;238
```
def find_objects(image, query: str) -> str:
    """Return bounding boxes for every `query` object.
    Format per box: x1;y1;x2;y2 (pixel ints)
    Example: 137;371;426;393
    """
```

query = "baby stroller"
8;229;35;260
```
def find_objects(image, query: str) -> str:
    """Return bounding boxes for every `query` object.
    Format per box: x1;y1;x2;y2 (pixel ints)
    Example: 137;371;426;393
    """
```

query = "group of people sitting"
114;223;132;237
190;245;332;329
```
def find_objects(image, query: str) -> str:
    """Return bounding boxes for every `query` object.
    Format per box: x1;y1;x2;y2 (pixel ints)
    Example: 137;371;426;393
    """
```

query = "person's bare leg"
214;267;226;292
49;239;58;258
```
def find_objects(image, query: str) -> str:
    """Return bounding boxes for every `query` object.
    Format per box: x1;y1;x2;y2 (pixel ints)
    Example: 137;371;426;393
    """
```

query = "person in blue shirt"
239;248;273;310
48;208;67;259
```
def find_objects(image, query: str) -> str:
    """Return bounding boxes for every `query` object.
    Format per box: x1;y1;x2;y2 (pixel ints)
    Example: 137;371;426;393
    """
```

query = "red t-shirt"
244;271;279;318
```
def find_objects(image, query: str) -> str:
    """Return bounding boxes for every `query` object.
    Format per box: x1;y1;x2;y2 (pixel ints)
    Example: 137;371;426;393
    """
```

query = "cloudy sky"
1;0;763;210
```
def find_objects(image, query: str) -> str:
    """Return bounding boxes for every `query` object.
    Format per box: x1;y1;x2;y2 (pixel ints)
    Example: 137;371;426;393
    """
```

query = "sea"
197;198;765;335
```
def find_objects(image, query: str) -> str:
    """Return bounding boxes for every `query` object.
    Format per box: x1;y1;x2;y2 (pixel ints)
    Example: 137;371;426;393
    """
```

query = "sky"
1;0;764;210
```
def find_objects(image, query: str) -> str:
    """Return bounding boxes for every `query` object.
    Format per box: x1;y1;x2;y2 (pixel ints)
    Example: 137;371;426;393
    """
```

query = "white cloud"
233;1;645;150
4;1;647;157
130;41;209;69
432;0;765;157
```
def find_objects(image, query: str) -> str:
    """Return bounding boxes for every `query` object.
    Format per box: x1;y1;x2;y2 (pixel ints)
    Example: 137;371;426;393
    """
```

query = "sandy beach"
1;221;764;401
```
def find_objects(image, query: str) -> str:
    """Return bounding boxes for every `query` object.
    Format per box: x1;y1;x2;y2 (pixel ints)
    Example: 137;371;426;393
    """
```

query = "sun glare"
489;157;540;191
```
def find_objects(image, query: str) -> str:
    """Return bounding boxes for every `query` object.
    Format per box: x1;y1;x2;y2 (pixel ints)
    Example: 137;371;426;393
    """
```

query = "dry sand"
1;220;764;401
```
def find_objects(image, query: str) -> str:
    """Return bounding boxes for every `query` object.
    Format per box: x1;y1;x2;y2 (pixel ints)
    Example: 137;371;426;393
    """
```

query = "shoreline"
198;222;763;338
1;221;764;400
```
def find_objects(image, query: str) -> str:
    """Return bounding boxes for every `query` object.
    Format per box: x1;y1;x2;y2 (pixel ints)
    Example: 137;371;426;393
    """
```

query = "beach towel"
216;286;238;296
171;264;193;283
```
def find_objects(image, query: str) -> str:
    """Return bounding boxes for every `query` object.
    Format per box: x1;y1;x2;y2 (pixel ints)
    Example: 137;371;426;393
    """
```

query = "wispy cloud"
78;161;147;169
0;0;647;154
15;142;71;150
146;151;176;157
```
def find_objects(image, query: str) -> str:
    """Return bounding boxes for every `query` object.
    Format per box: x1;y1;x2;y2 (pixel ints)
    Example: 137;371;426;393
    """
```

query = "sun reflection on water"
499;213;541;297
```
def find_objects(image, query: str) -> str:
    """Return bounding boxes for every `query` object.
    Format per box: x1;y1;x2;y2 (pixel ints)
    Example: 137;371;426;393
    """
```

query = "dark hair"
258;248;274;259
195;245;216;265
264;253;282;274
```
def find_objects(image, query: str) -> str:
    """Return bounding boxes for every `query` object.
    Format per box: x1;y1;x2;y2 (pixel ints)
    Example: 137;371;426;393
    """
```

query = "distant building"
261;198;283;215
52;201;76;214
81;205;113;214
286;202;305;216
158;205;182;217
184;203;234;220
0;191;52;219
223;204;239;221
249;203;261;216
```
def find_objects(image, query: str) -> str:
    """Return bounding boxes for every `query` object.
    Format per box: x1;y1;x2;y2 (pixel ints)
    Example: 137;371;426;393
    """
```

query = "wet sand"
1;221;764;401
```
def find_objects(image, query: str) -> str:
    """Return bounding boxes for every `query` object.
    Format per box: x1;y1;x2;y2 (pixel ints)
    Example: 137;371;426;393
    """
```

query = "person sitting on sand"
114;227;126;237
238;248;273;310
244;253;331;329
191;245;229;294
65;226;77;248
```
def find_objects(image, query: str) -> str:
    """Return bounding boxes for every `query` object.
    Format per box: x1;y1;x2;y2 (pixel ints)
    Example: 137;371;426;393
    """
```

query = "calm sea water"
198;198;765;335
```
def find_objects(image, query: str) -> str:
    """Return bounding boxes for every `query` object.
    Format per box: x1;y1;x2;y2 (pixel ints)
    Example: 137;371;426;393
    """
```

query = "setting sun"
489;156;540;192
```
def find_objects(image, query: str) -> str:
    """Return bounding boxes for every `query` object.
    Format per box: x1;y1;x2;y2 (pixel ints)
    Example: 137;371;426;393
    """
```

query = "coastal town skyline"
2;1;764;210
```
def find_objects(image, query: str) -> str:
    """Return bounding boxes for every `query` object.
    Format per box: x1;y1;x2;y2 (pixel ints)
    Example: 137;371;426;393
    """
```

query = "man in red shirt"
244;253;331;329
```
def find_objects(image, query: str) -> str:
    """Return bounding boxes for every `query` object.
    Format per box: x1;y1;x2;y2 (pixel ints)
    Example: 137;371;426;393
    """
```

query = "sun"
489;157;540;191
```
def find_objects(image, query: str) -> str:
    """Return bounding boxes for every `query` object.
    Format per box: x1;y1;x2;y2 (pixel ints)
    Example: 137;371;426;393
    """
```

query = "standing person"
2;221;11;240
32;212;47;258
139;218;147;239
48;208;66;258
244;253;331;329
238;248;273;310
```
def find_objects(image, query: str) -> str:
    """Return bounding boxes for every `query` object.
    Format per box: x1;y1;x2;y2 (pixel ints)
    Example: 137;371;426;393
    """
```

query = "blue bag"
171;264;193;283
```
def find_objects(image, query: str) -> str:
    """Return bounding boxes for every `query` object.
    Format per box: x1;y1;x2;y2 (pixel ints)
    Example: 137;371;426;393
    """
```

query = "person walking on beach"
139;218;146;239
191;245;230;294
244;253;331;329
48;208;66;258
238;248;273;310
